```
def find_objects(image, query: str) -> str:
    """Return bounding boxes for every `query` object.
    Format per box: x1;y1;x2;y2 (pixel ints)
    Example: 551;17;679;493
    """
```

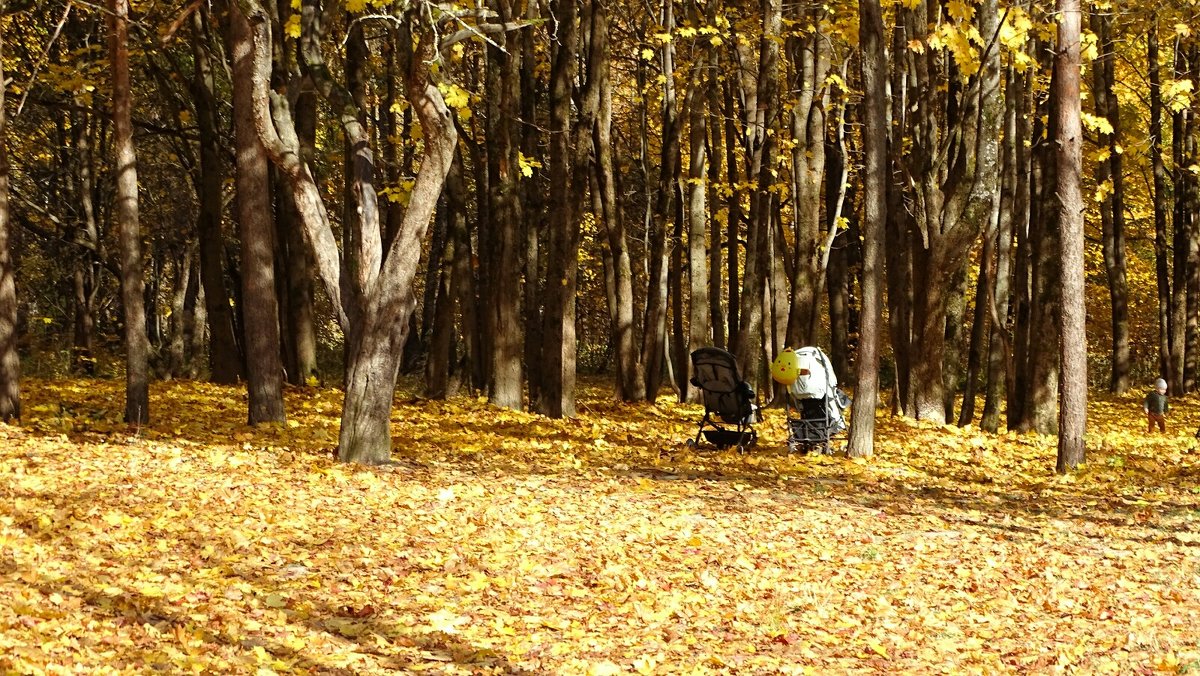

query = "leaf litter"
1;378;1198;673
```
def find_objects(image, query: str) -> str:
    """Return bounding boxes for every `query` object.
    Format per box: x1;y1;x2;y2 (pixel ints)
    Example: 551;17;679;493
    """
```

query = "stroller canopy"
790;346;838;400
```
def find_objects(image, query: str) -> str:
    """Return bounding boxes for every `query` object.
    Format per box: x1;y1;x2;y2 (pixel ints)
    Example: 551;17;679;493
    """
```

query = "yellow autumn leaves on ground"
1;378;1199;673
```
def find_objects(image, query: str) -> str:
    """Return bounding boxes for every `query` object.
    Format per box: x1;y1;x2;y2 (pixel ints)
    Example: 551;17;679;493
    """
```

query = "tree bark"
1150;22;1172;382
539;0;596;417
110;0;149;424
485;0;524;410
191;10;243;384
0;16;18;422
594;18;644;401
982;66;1019;432
1055;0;1086;472
230;3;285;423
233;0;456;463
641;0;681;400
1090;9;1129;393
735;0;781;392
685;45;710;403
786;19;830;347
846;0;886;458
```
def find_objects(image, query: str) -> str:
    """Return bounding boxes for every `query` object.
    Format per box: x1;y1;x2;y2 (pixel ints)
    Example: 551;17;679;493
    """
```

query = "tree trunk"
786;22;830;347
427;160;464;399
71;111;99;376
0;17;18;421
276;83;319;386
540;0;598;417
735;0;781;392
723;78;741;356
1055;0;1086;472
686;54;710;403
191;11;242;384
594;24;644;401
982;67;1019;432
1150;22;1172;382
485;0;524;410
959;229;992;427
846;0;886;458
1171;42;1188;394
230;5;285;423
1090;9;1130;393
1022;45;1060;436
110;0;149;424
707;63;725;351
641;0;681;400
233;0;456;463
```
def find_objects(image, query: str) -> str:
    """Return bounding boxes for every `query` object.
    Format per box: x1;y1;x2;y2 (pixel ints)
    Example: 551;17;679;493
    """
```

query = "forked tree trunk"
233;0;455;464
110;0;149;424
1055;0;1086;472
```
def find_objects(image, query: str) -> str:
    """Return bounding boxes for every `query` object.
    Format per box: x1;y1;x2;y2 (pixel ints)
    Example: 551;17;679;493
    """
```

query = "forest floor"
1;378;1199;674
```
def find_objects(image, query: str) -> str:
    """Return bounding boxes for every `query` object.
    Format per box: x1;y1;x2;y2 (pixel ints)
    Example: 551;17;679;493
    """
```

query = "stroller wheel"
684;438;697;450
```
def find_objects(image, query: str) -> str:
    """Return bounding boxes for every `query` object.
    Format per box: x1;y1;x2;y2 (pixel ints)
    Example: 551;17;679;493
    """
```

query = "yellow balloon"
771;348;799;385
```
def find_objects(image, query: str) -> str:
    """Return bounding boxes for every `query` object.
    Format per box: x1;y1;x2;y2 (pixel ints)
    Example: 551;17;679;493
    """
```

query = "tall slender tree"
846;0;887;459
229;0;284;424
0;2;18;422
110;0;149;424
1056;0;1086;472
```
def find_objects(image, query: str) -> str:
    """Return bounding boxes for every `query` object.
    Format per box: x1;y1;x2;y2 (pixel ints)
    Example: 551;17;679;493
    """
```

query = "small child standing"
1145;378;1169;433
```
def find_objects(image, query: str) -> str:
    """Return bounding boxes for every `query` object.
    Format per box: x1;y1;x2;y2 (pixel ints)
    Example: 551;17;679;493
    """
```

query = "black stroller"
686;347;759;452
785;346;850;455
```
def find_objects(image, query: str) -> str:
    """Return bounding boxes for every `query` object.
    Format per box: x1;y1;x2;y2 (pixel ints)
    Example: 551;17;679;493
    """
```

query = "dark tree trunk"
959;233;991;427
723;78;741;356
485;0;524;409
110;0;149;424
1171;43;1188;394
827;132;851;381
1090;9;1130;393
1021;44;1060;436
191;11;242;384
0;18;18;421
942;263;969;422
540;0;600;416
641;0;681;400
594;19;644;401
276;82;319;386
735;0;781;392
1055;0;1086;472
1150;23;1172;382
71;112;99;376
426;160;464;399
231;5;285;423
706;64;725;351
846;0;886;458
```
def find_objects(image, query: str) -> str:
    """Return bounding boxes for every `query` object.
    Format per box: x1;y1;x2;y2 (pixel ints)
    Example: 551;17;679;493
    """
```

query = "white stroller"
785;346;851;455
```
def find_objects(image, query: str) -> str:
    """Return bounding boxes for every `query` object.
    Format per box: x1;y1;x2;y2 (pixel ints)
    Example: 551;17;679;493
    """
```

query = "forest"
2;0;1200;672
0;0;1147;467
